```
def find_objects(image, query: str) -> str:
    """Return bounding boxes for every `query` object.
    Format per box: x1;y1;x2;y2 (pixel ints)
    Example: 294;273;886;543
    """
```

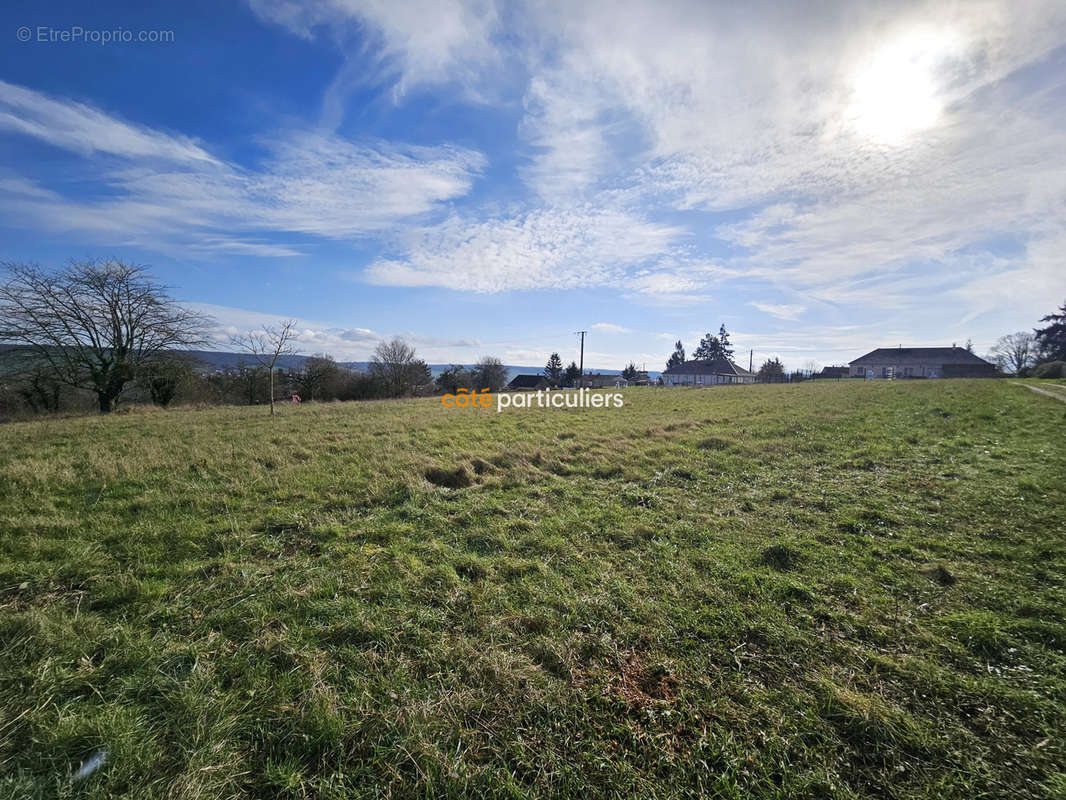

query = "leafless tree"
16;363;65;413
295;353;341;401
137;357;197;407
234;360;268;406
231;320;297;415
472;356;508;392
369;338;430;396
0;259;210;413
991;331;1035;374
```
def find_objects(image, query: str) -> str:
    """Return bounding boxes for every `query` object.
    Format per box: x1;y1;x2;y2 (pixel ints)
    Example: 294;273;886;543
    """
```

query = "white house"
661;358;755;386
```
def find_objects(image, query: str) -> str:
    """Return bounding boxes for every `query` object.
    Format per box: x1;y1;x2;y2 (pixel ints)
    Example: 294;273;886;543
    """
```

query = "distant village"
506;325;1000;392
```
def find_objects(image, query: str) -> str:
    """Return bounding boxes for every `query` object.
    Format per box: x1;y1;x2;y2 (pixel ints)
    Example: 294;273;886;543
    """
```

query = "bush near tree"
1032;361;1066;379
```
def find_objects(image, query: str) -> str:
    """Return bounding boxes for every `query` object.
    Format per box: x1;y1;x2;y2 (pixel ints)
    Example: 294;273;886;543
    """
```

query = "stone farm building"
661;359;756;386
848;347;997;379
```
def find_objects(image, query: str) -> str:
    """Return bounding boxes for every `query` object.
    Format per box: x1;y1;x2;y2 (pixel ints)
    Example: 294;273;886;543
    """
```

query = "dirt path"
1016;382;1066;404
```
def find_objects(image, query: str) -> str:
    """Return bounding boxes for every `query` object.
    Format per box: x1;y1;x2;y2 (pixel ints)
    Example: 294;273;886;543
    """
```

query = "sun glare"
847;29;960;145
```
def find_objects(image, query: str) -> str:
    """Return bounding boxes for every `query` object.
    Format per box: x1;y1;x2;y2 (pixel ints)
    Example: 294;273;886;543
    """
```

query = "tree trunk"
98;392;113;413
269;368;275;416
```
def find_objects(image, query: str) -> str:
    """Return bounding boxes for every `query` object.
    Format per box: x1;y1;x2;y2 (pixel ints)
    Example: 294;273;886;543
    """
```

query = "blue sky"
2;0;1064;370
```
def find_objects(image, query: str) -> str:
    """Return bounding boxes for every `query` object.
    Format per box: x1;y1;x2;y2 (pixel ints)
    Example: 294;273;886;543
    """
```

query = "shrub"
1032;361;1066;378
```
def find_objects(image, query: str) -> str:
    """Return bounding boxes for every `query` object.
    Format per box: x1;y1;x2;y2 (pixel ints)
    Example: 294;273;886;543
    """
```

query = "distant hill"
183;350;548;378
3;346;658;382
185;350;659;382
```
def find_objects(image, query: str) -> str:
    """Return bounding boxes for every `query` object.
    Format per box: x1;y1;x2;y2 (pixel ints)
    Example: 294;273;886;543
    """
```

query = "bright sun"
848;29;960;145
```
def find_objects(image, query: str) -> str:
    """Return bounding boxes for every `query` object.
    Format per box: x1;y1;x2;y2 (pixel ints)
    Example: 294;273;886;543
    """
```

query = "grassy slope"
0;381;1064;799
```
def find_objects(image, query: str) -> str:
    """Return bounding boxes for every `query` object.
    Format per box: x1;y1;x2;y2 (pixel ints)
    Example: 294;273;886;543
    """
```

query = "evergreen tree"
562;360;581;388
621;362;638;381
543;352;563;385
758;357;785;379
1035;300;1066;362
718;323;734;360
666;340;685;371
693;332;724;361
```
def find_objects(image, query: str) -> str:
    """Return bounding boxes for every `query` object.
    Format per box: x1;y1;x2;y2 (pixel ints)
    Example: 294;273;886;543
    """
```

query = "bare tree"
0;259;209;413
369;338;430;396
231;320;297;416
472;356;508;392
137;357;196;407
16;364;65;413
991;331;1035;374
295;353;341;401
234;360;268;406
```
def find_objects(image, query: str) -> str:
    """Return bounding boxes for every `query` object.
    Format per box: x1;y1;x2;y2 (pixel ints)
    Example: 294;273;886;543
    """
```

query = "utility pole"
575;330;587;388
749;349;753;373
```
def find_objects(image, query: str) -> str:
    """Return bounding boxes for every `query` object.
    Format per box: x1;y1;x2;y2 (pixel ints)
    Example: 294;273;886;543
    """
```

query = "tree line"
539;353;581;387
658;303;1066;381
665;324;736;372
988;302;1066;377
5;259;1062;418
0;259;515;418
663;325;799;380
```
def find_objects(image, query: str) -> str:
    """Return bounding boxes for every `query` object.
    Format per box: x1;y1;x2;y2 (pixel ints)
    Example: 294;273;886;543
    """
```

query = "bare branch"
230;320;297;415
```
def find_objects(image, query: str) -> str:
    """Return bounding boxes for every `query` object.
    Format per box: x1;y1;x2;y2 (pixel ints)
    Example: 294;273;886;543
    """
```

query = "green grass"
1;380;1064;799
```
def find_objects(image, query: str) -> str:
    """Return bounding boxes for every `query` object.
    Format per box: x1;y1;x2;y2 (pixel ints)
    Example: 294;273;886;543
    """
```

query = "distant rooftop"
661;358;754;377
849;347;992;366
507;373;549;389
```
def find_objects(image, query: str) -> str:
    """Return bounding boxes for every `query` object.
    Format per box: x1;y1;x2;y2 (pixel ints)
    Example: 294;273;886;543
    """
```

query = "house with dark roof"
507;374;551;390
661;358;755;386
848;347;997;379
816;366;850;379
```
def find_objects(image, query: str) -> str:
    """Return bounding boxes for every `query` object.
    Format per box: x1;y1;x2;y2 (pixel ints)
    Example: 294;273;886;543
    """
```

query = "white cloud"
253;0;1065;326
190;302;487;361
0;83;485;254
5;0;1066;349
247;0;501;98
0;80;216;164
950;227;1066;324
502;0;1066;326
365;207;684;292
751;302;806;320
517;70;623;199
590;322;628;334
185;236;305;258
516;0;1066;198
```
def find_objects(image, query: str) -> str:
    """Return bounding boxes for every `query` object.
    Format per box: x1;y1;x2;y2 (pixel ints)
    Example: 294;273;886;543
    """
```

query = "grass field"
1;380;1064;799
